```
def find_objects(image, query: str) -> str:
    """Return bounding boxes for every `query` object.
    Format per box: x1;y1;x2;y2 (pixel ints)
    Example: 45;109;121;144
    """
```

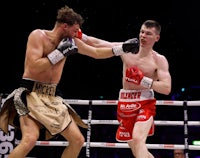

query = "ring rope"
2;98;199;106
64;99;200;106
14;140;200;150
81;119;200;126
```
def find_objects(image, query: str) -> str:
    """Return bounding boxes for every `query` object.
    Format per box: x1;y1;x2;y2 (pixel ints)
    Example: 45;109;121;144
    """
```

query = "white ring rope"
15;140;200;150
12;99;200;151
2;99;197;106
64;99;200;106
80;119;200;126
2;98;199;106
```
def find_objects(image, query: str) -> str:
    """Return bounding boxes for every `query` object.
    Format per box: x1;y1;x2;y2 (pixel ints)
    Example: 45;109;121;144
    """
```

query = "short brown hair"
56;5;84;27
143;20;161;34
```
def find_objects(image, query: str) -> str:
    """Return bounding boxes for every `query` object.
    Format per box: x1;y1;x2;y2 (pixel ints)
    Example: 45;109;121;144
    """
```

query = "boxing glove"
76;29;88;42
47;38;78;65
125;66;153;88
112;38;139;56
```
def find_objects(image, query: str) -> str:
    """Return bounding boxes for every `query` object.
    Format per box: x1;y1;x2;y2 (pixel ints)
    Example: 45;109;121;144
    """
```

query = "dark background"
1;0;200;157
1;0;200;99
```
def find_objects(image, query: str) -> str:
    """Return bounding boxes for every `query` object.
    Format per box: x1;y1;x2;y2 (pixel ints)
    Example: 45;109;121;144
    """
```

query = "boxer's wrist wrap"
82;33;88;42
112;45;124;56
140;76;153;88
47;49;65;65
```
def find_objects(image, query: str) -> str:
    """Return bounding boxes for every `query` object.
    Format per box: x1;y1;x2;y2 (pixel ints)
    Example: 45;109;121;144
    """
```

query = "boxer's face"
139;25;160;47
61;23;80;38
173;149;185;158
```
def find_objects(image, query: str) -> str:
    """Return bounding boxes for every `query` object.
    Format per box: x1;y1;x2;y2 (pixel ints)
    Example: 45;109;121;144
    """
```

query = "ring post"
183;100;189;158
86;100;92;157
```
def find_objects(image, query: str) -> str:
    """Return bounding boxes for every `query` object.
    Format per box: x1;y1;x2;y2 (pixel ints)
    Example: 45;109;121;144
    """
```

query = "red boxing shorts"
116;89;156;142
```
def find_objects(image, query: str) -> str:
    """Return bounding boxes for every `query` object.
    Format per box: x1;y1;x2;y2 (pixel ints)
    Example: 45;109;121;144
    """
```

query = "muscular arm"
74;38;116;59
24;30;53;74
151;55;171;95
83;36;123;48
74;36;139;58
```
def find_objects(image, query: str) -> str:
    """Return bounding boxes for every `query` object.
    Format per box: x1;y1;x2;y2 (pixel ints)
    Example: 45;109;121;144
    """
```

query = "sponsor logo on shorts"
119;131;130;137
137;115;147;120
120;102;140;112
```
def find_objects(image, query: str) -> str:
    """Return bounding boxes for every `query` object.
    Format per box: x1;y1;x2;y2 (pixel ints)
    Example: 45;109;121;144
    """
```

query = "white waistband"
119;89;154;102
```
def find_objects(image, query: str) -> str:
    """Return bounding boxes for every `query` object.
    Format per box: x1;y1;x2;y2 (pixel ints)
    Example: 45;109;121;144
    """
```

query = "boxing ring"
1;98;200;157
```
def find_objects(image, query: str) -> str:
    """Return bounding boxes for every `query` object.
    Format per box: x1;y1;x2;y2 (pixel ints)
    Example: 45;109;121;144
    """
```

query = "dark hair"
143;20;161;34
56;5;84;27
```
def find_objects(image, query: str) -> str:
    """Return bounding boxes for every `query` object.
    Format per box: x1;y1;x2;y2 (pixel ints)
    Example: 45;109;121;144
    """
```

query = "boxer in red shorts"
116;89;156;142
77;20;172;158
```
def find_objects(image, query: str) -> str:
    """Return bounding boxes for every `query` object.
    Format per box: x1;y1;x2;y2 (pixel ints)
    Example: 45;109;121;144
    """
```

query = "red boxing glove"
76;29;83;39
76;29;88;42
125;66;153;88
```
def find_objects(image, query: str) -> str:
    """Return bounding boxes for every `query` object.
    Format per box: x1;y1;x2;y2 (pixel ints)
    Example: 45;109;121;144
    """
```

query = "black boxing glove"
47;38;78;64
123;38;139;53
112;38;139;56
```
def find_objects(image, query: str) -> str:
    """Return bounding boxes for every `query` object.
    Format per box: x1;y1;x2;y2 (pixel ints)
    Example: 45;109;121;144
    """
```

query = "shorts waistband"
20;79;57;96
119;89;154;101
